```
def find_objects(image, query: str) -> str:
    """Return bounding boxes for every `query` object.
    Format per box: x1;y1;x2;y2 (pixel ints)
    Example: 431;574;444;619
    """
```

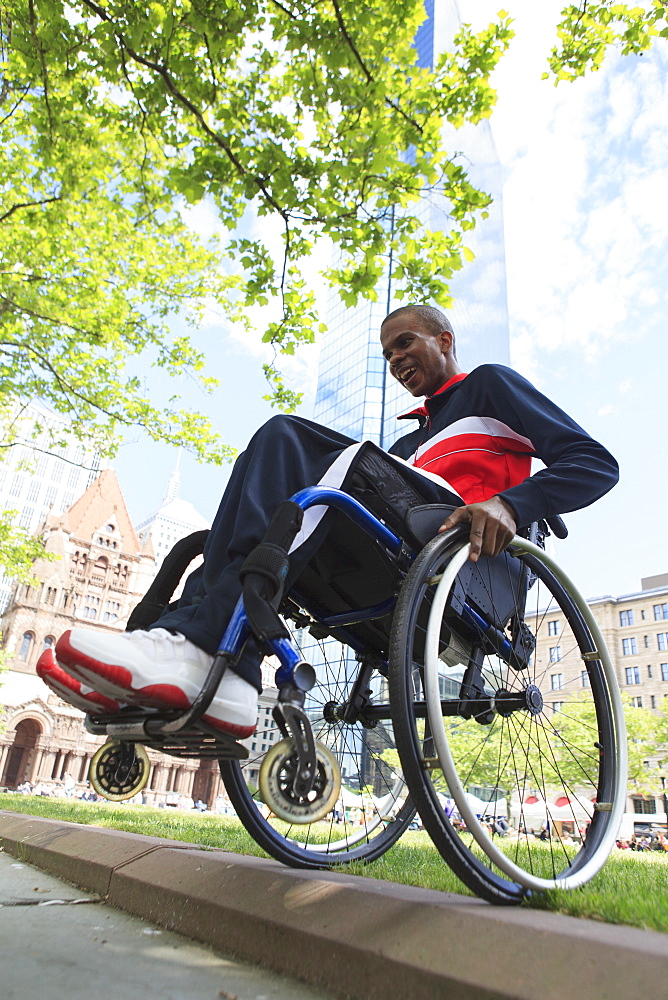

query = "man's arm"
392;365;619;560
474;365;619;528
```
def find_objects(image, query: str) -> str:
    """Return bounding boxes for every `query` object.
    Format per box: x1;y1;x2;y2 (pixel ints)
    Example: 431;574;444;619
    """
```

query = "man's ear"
439;329;453;354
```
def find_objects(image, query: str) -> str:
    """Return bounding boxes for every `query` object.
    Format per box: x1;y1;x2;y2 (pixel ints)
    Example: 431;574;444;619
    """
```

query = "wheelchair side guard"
127;529;209;632
404;503;459;549
240;500;304;645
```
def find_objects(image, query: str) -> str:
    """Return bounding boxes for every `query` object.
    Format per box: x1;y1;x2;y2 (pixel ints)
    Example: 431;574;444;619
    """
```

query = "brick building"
530;572;668;830
0;469;264;809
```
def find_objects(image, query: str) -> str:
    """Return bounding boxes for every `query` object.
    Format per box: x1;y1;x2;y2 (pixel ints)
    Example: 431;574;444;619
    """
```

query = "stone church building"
0;470;228;809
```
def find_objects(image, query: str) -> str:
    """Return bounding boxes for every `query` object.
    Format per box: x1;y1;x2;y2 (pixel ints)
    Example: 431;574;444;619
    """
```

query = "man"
37;305;618;738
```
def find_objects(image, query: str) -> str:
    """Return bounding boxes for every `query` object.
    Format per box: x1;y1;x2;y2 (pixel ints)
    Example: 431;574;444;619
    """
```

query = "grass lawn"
2;791;667;934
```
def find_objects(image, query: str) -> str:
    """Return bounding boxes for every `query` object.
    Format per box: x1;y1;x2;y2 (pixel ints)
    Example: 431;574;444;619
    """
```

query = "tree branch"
0;83;31;127
331;0;424;135
80;0;289;220
0;194;62;224
0;439;101;472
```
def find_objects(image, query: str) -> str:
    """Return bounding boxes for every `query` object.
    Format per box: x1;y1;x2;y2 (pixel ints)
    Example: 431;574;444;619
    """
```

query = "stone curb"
1;810;667;1000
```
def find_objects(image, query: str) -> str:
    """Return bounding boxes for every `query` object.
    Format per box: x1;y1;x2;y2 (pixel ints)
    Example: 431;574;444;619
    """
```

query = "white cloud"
487;26;668;375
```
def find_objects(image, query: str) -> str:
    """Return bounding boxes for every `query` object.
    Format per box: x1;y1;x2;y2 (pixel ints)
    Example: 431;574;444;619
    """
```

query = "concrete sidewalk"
0;850;336;1000
1;809;667;1000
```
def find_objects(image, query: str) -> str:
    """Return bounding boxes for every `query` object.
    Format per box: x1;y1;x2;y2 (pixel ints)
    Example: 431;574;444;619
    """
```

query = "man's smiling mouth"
397;366;417;383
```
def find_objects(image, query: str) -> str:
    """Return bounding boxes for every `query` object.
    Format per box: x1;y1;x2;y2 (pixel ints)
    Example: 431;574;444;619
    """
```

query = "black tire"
220;614;415;868
89;740;151;801
389;530;625;903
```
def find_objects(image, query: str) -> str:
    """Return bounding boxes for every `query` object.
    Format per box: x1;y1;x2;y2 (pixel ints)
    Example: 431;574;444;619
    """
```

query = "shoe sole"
37;651;120;715
56;632;255;738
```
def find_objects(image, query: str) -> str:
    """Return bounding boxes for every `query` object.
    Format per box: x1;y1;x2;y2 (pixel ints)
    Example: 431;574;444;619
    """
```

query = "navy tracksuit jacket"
151;365;618;690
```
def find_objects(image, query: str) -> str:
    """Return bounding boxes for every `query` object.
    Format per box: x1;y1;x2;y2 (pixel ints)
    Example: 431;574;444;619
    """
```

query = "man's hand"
438;496;517;562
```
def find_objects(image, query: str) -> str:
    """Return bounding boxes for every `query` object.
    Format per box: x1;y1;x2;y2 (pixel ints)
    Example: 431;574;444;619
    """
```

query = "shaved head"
382;304;456;358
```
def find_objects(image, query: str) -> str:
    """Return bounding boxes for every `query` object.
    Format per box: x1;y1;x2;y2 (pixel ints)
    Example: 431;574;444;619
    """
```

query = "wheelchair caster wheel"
258;738;341;824
89;740;151;801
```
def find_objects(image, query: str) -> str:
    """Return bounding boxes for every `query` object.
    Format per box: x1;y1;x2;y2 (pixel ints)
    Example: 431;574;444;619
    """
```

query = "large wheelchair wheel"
389;529;626;904
220;616;415;868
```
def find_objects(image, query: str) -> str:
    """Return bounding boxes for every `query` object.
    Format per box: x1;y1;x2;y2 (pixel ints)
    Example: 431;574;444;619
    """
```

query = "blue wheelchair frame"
218;485;405;690
86;481;529;748
86;484;410;749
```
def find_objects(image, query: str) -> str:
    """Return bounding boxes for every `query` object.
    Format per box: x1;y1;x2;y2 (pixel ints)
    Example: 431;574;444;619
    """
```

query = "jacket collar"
397;372;469;423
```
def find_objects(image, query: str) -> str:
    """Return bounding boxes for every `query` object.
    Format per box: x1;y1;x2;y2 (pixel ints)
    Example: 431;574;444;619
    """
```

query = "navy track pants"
150;414;459;691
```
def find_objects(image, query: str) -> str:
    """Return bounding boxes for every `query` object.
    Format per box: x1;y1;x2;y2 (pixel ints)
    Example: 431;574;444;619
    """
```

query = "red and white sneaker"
36;648;121;715
54;628;257;738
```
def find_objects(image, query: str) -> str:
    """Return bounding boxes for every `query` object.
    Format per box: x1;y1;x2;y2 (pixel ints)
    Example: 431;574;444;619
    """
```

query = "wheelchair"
85;457;627;905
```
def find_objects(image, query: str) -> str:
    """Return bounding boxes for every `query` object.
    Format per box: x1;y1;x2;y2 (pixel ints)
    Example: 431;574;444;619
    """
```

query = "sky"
113;1;668;601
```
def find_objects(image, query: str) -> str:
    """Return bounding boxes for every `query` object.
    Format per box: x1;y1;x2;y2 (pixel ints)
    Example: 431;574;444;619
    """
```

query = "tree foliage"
0;511;53;582
548;1;668;81
1;7;238;463
0;0;513;431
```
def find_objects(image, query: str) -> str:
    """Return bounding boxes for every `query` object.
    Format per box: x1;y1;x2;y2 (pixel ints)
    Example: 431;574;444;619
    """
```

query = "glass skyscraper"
314;0;510;451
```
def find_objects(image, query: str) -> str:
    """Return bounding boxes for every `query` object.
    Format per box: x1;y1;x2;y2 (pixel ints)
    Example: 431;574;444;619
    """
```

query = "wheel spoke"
390;531;625;902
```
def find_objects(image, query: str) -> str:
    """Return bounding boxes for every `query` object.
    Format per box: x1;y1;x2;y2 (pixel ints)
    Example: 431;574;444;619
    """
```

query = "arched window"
91;556;108;587
82;595;100;620
42;636;55;651
18;631;34;661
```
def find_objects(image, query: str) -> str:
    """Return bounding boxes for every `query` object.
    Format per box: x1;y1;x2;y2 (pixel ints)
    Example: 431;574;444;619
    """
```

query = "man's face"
380;314;452;398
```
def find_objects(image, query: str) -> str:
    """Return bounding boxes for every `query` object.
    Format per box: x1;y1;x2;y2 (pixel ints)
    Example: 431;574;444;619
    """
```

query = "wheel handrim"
421;536;626;892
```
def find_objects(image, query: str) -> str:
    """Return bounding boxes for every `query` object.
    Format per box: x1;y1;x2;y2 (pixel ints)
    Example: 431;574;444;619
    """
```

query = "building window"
661;663;668;682
622;637;637;655
658;634;668;651
42;636;55;651
648;665;653;679
632;798;657;815
551;673;564;690
548;620;559;636
102;600;121;623
549;646;562;663
82;596;100;619
631;696;643;708
18;506;34;528
644;635;650;648
581;670;591;688
619;610;634;627
654;603;668;621
651;695;657;709
9;474;24;497
625;666;640;685
552;702;564;714
18;631;34;661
